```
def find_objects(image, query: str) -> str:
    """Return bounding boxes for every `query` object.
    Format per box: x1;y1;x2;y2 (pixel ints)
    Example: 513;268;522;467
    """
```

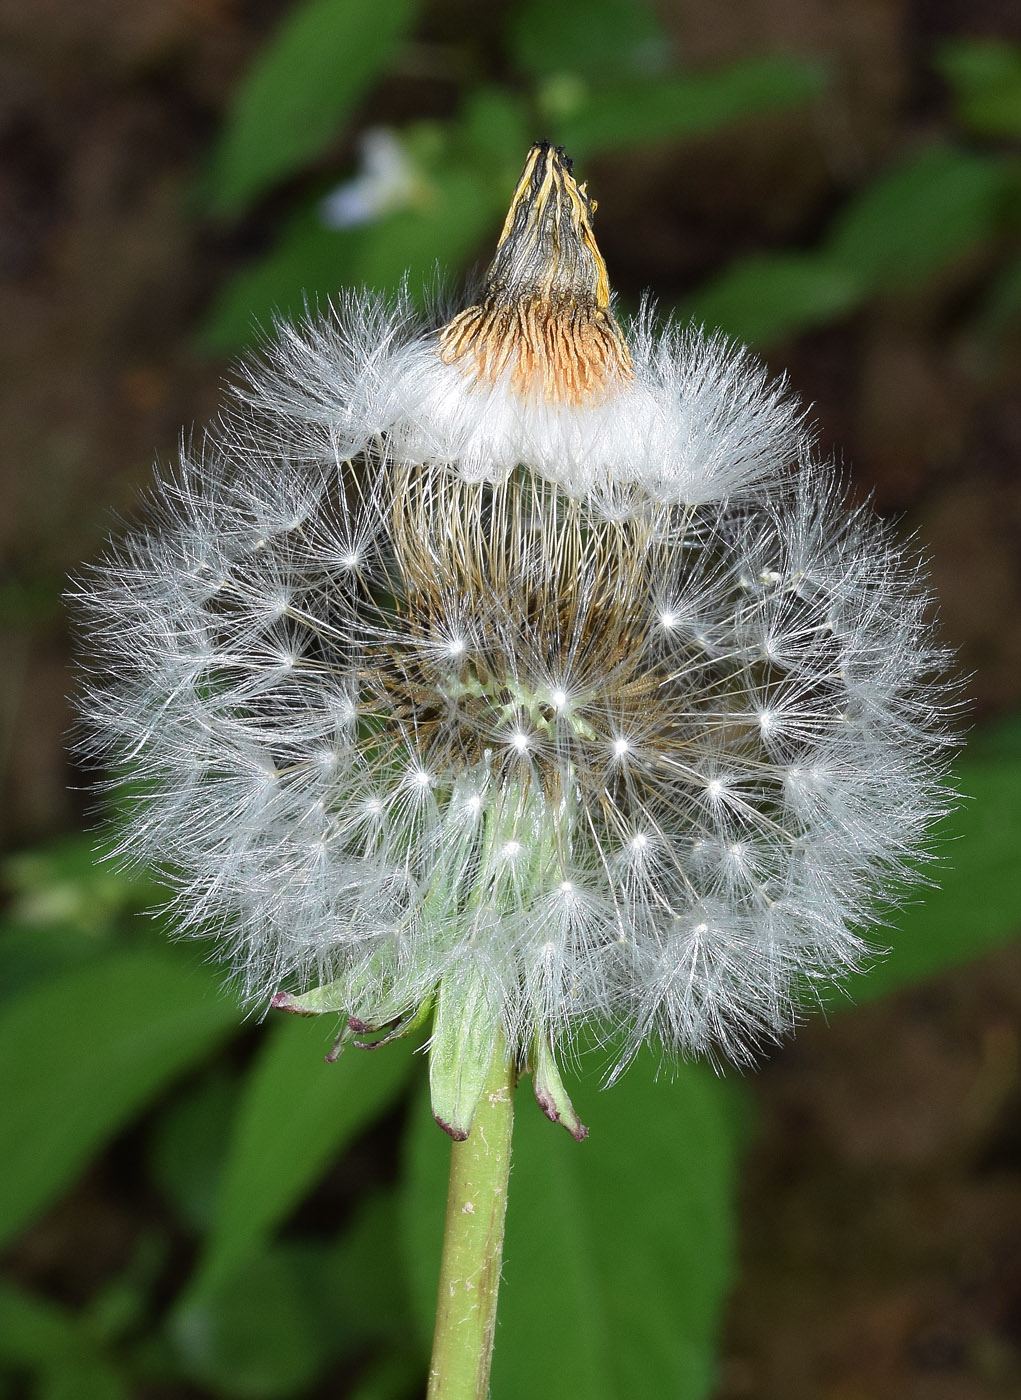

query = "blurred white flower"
75;144;953;1138
319;128;425;230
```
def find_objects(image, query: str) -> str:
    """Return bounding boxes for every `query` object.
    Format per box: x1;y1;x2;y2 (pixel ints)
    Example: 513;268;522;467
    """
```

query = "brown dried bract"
439;143;633;405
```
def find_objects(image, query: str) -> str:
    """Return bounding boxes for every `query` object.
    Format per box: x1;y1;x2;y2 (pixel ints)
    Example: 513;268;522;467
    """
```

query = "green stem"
427;1035;516;1400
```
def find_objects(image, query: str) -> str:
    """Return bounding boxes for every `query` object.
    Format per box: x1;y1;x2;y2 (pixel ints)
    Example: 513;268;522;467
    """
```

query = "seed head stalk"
428;1035;516;1400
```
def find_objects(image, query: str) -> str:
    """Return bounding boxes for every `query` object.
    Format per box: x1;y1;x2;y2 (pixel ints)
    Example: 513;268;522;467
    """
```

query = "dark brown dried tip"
270;990;314;1015
439;141;633;404
435;1117;471;1142
534;1087;590;1142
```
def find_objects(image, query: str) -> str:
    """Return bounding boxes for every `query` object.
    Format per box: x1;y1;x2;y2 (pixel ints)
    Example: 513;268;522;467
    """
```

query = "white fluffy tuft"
229;291;809;509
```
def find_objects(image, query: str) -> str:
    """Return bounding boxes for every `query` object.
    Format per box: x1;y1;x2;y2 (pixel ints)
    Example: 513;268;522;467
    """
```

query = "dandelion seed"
74;141;954;1146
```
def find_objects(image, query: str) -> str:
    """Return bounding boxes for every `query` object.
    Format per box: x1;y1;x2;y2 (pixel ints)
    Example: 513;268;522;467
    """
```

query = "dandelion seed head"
73;141;955;1094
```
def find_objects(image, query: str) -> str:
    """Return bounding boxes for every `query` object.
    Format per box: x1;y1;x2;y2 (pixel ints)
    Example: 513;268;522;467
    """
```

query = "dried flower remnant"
439;141;633;403
76;143;952;1140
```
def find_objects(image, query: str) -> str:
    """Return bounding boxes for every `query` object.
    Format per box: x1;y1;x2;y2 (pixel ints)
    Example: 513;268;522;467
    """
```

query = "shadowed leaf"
0;948;238;1250
189;1014;417;1297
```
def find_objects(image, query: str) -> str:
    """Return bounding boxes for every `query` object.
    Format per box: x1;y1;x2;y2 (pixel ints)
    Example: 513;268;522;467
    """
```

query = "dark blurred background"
3;1;1021;1397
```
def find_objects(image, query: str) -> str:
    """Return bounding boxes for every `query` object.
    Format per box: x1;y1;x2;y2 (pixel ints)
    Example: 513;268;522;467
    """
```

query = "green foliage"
0;836;156;1003
170;1189;423;1397
171;1245;336;1397
35;1358;127;1400
148;1068;239;1232
825;145;1011;291
979;251;1021;342
0;1264;149;1399
936;38;1021;138
203;0;422;216
188;1014;415;1297
689;144;1019;345
0;947;238;1251
0;1283;80;1370
551;56;827;159
687;253;860;346
508;0;669;79
403;1056;748;1399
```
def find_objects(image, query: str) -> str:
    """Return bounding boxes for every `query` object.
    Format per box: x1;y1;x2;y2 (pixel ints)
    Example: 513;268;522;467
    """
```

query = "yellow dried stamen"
439;143;633;405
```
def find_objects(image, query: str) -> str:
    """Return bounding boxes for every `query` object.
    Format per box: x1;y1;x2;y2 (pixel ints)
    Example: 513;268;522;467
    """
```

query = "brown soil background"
3;1;1021;1396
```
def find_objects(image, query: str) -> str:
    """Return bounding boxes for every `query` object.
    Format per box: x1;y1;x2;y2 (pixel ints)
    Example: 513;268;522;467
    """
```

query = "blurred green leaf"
172;1246;331;1399
686;252;860;346
0;1283;77;1367
175;1193;422;1398
686;145;1014;346
148;1069;238;1232
190;1014;417;1297
0;923;111;1008
0;837;156;1004
344;1351;424;1400
326;1190;416;1342
0;1285;129;1397
936;38;1021;138
199;91;526;353
825;145;1010;292
846;721;1021;1003
204;0;422;217
553;56;827;159
508;0;668;80
402;1056;747;1399
36;1358;128;1400
3;834;153;935
977;250;1021;342
83;1234;168;1346
0;949;238;1249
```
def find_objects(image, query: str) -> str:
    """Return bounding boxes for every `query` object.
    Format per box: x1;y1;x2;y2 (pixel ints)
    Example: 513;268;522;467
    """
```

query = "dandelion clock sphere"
77;144;950;1145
